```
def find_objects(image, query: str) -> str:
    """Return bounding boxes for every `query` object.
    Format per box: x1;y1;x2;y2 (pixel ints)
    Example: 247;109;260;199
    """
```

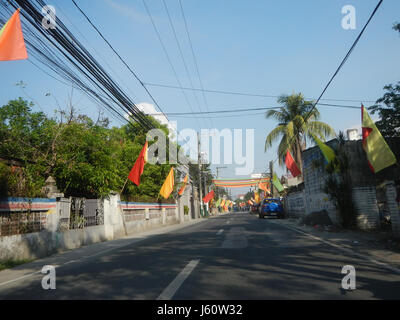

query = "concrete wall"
0;193;200;261
352;186;380;230
384;181;400;238
0;226;106;261
285;191;306;218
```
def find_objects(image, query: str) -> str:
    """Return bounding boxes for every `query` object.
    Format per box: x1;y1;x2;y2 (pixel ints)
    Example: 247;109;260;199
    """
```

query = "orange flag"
128;141;148;186
0;9;28;61
258;182;270;194
178;174;188;196
160;168;174;199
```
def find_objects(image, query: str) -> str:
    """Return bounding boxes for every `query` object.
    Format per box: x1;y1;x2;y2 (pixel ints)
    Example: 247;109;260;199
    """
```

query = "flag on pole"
220;199;226;207
159;167;174;199
127;141;148;186
313;135;336;164
203;190;215;203
285;150;301;177
258;182;268;192
362;105;397;173
254;192;260;204
0;9;28;61
215;199;221;207
178;174;188;196
272;173;284;193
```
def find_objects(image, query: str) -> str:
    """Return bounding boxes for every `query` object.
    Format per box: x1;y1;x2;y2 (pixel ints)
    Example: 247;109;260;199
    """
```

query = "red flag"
127;142;148;186
203;190;215;203
285;150;301;178
0;9;28;61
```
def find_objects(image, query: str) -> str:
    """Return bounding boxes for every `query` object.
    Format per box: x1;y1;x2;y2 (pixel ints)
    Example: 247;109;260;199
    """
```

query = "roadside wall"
0;193;199;261
352;186;380;230
285;191;306;218
384;181;400;238
301;145;339;224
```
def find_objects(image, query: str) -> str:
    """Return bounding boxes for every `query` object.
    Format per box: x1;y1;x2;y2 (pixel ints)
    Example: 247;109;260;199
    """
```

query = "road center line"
157;259;200;300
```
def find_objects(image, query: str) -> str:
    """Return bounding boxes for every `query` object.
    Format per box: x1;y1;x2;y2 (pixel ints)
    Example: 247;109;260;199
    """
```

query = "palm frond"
265;125;286;151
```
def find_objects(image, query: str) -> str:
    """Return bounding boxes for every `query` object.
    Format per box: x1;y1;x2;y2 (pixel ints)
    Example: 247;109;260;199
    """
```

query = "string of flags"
2;9;397;202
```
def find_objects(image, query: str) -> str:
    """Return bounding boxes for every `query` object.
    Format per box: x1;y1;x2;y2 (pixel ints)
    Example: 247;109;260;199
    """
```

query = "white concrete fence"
0;189;198;261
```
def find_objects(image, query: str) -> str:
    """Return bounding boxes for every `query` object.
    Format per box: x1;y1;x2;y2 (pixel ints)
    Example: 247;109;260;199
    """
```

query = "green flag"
215;198;221;207
272;173;284;192
313;135;336;163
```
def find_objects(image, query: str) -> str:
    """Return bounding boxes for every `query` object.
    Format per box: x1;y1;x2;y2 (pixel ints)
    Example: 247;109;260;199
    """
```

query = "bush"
184;205;189;215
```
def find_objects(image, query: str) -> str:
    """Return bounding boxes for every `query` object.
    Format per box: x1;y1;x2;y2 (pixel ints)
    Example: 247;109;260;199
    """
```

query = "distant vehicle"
259;198;284;219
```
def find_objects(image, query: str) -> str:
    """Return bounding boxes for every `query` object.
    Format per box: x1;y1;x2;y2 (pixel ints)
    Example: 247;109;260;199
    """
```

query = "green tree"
321;132;356;229
368;82;400;137
394;22;400;33
265;93;336;173
0;98;178;201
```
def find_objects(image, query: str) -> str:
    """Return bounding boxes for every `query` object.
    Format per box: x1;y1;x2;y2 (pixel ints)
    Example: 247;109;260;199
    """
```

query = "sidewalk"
274;218;400;271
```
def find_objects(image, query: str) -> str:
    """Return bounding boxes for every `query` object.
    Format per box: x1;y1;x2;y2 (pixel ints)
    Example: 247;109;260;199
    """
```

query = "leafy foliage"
368;82;400;137
265;93;336;170
321;132;356;229
0;98;176;201
394;22;400;34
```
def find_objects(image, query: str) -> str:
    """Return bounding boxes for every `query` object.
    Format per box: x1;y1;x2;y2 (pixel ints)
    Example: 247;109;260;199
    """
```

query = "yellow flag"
159;168;174;199
362;105;397;173
254;192;260;204
313;135;336;163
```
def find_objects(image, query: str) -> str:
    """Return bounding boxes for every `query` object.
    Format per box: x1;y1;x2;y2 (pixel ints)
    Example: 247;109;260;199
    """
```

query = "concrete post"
47;199;62;232
162;208;166;225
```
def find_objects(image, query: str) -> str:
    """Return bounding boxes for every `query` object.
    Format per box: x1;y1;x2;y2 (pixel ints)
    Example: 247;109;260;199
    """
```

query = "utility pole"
197;132;203;217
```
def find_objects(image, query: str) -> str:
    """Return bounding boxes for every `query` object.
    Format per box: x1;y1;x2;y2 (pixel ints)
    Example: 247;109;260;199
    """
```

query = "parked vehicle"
259;198;284;219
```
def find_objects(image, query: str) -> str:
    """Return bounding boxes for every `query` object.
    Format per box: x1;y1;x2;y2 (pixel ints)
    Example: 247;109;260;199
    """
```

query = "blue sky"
1;0;399;197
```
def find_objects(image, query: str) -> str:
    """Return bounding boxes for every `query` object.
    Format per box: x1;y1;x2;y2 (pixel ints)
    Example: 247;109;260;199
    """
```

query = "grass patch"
0;259;33;271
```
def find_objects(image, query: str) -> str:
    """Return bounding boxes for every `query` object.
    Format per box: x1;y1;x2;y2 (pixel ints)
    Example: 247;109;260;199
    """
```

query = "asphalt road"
0;212;399;300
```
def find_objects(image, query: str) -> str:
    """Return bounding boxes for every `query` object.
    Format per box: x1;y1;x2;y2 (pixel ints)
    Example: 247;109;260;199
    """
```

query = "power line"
142;0;204;130
5;0;153;130
178;0;215;128
144;82;376;103
272;0;384;165
162;0;213;128
148;102;360;116
71;0;168;124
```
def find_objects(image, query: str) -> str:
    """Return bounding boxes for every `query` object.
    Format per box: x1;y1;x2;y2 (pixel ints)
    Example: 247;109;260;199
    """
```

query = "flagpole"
120;177;129;195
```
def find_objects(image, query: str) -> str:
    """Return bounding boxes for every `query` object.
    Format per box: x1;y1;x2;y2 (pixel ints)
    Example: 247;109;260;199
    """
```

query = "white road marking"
226;220;230;224
157;259;200;300
217;229;224;235
0;271;41;287
271;221;400;275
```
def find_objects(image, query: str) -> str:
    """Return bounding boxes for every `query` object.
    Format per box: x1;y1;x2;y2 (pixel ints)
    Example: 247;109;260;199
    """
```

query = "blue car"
259;198;284;219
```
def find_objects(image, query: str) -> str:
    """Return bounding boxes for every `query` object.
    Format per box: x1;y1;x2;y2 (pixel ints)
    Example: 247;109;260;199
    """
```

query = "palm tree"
265;93;336;175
